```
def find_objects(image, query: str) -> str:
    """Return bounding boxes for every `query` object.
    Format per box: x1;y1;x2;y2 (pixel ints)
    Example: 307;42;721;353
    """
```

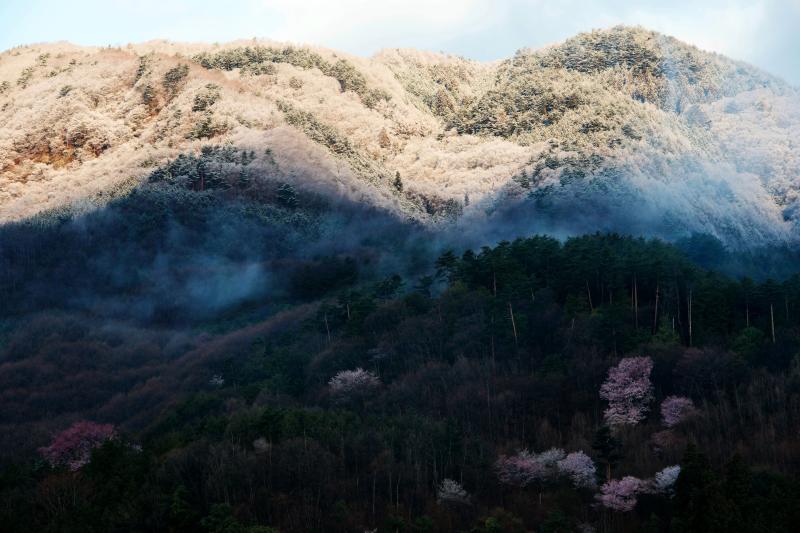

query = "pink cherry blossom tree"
651;429;682;452
557;451;597;489
599;357;654;427
495;450;546;487
38;420;117;470
595;476;644;512
660;396;697;427
495;448;566;487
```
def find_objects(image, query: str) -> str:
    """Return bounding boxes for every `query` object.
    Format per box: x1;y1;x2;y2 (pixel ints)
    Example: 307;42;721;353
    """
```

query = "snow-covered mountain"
1;26;798;247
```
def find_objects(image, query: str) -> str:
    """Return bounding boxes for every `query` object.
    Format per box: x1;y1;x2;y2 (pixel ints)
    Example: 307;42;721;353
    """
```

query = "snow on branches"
599;357;654;427
38;420;117;470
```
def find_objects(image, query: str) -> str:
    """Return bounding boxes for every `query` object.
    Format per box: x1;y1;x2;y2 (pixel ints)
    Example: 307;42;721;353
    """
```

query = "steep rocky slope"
0;26;797;246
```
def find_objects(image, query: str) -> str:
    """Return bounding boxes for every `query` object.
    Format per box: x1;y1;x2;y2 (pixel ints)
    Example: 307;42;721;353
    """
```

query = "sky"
1;0;798;84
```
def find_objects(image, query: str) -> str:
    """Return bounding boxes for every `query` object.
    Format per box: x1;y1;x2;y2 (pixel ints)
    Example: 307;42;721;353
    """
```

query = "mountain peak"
0;28;798;247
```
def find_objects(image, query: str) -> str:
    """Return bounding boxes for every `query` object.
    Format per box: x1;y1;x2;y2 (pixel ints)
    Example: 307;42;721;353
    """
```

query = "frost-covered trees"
599;356;654;426
595;476;644;512
660;396;697;427
193;46;390;109
38;420;117;470
328;368;380;398
192;83;221;112
437;478;470;505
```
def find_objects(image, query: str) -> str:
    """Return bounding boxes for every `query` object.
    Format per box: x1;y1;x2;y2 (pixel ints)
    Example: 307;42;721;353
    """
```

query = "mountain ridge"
1;25;798;247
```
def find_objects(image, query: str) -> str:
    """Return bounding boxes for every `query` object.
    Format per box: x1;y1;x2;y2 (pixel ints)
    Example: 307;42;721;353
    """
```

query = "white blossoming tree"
595;476;645;512
660;396;697;427
557;451;598;489
651;465;681;495
437;478;470;505
328;368;380;401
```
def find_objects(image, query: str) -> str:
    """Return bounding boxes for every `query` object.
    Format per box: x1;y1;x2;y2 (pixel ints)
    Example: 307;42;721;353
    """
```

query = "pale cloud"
256;0;502;50
248;0;799;82
624;2;765;56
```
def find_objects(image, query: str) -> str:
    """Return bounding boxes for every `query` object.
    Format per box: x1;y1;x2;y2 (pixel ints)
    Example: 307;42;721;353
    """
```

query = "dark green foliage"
201;504;245;533
289;256;358;300
277;100;355;155
513;169;530;189
670;448;800;533
592;426;624;481
149;149;229;190
276;182;297;208
471;509;525;533
676;233;728;271
162;63;189;96
16;66;34;88
141;83;157;107
188;113;229;139
135;54;152;82
539;511;572;533
372;273;404;300
276;100;390;182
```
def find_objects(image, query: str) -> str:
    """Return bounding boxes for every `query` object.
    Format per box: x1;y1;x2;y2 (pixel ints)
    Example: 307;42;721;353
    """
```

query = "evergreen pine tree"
592;425;624;481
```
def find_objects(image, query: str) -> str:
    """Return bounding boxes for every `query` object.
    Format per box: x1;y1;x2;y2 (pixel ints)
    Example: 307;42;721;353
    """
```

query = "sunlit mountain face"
1;26;798;248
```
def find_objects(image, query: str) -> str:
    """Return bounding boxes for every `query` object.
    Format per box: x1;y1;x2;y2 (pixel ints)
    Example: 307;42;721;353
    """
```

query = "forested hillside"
2;233;800;532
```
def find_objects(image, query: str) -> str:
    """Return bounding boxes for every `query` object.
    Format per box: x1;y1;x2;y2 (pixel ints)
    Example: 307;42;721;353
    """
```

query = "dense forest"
2;225;800;531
